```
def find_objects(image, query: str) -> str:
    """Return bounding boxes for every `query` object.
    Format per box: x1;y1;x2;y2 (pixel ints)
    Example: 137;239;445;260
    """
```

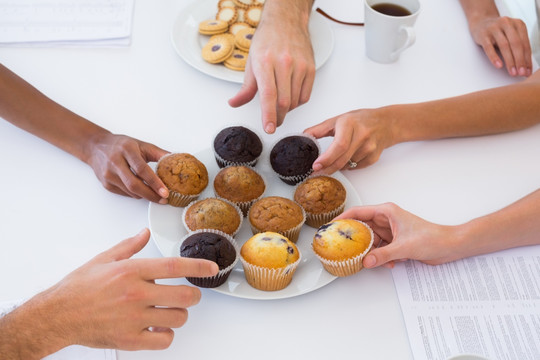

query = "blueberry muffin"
248;196;305;243
240;231;301;291
183;197;242;236
312;219;374;277
180;229;238;288
270;135;320;185
294;175;346;228
156;153;208;207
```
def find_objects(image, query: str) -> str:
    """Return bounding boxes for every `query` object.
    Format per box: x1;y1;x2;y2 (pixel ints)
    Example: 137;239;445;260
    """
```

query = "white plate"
171;0;335;83
148;148;363;300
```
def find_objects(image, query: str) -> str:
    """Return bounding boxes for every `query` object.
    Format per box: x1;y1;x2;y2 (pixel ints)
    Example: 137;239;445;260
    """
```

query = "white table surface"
1;0;539;359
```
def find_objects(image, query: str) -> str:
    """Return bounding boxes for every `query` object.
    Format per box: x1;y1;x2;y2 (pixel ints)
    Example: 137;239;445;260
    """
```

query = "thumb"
142;143;169;163
94;228;151;263
303;118;336;139
228;65;258;108
363;244;400;269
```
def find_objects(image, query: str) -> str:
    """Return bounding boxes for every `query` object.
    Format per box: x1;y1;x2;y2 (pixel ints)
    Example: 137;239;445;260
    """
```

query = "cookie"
235;27;255;52
224;49;249;71
198;19;229;35
236;8;246;22
202;34;235;64
253;0;265;4
217;6;238;25
233;0;252;9
229;22;252;35
218;0;236;9
245;5;262;27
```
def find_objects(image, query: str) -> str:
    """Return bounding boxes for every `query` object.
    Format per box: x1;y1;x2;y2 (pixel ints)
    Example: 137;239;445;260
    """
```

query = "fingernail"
519;67;526;76
265;123;275;134
364;254;376;268
158;187;168;197
159;198;168;205
511;67;517;76
312;162;322;171
495;60;503;68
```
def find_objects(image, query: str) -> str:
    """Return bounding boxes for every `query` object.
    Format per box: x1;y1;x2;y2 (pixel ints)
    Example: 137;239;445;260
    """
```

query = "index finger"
253;62;278;134
136;257;219;280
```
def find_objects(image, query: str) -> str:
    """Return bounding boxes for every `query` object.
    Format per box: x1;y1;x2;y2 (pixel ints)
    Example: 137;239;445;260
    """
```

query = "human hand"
303;109;394;174
335;204;464;269
46;228;219;351
228;3;315;134
86;133;170;203
469;16;532;77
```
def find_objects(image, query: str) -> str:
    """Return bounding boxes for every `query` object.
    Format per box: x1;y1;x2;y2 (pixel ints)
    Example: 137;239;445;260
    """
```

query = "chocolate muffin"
213;126;263;168
180;230;238;288
270;135;319;185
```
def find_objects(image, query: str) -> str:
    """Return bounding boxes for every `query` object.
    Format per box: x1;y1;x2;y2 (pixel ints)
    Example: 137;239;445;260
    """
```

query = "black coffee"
371;3;412;16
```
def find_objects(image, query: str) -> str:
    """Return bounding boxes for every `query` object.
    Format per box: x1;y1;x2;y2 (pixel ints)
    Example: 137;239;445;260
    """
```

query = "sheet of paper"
392;246;540;360
0;0;134;46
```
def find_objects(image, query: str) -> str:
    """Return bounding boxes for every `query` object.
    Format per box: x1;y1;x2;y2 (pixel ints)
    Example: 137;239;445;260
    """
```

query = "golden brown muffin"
183;198;242;236
312;219;374;277
214;166;265;215
240;232;301;291
294;175;346;228
248;196;305;242
156;153;208;207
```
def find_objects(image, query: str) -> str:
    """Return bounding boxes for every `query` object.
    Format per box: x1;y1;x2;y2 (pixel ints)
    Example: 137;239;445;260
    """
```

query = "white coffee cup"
364;0;421;63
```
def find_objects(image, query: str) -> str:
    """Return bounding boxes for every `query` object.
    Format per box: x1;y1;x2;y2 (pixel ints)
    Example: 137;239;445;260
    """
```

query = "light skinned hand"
303;109;393;174
43;228;219;351
469;16;532;77
334;204;465;269
228;7;315;134
85;133;170;203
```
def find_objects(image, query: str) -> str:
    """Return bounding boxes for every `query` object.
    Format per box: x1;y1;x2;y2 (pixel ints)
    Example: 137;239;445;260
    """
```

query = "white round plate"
171;0;335;83
148;147;363;300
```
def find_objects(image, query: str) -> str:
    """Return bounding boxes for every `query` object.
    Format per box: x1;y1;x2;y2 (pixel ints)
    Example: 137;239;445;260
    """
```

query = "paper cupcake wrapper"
213;166;266;217
212;124;263;168
182;197;243;237
156;153;206;207
240;251;302;291
248;200;306;243
294;174;347;228
268;133;321;186
180;229;240;288
313;220;374;277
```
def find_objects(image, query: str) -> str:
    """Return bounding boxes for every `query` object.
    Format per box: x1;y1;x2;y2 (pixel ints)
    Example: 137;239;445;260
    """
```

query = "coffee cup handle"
391;26;416;60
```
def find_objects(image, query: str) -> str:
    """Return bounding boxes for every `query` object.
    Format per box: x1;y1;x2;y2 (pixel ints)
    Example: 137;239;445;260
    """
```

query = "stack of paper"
0;0;134;47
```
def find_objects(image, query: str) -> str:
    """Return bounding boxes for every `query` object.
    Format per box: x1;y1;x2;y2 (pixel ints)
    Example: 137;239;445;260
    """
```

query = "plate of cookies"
171;0;335;83
148;127;366;300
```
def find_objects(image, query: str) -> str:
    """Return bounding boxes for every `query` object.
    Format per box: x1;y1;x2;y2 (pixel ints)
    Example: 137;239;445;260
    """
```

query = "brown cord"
316;8;364;26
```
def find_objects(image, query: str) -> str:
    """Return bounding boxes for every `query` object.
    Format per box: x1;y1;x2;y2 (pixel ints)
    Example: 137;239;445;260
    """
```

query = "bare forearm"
452;189;540;259
260;0;314;30
0;63;110;164
0;288;70;359
386;73;540;144
458;0;500;28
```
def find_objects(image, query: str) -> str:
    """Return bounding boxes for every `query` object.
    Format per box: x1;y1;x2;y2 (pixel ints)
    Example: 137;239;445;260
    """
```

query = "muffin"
180;229;239;288
240;231;301;291
294;175;347;228
248;196;305;243
156;153;209;207
213;165;265;216
213;126;263;168
183;197;243;236
270;134;320;185
312;219;374;277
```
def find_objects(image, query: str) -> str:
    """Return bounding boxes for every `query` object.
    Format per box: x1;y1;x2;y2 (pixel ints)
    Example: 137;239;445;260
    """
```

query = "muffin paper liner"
240;250;302;291
294;175;347;228
179;229;240;288
312;220;374;277
212;124;263;168
247;199;306;243
182;197;243;237
213;165;266;217
268;133;321;186
156;153;207;207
